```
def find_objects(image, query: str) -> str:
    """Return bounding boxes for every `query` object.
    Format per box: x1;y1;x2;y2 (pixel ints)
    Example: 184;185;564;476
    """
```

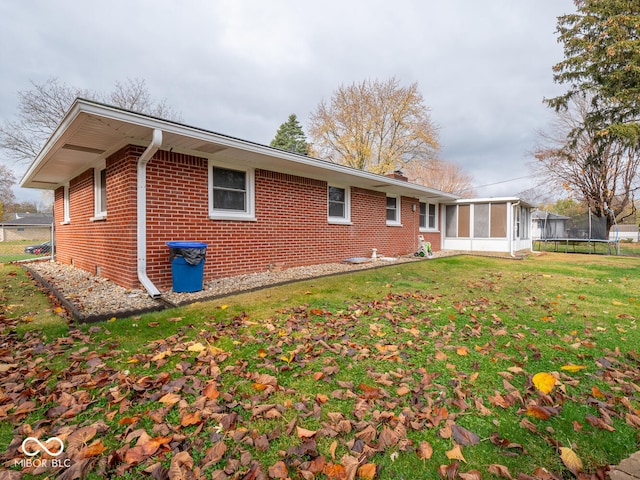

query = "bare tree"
308;78;439;175
0;77;182;166
533;95;640;232
0;165;17;220
403;159;475;197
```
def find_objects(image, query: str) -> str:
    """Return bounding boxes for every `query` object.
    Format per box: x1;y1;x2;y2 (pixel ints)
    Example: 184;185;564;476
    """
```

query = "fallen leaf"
323;463;347;479
559;447;583;475
357;463;377;480
488;464;513;479
532;372;556;394
445;444;466;462
417;440;433;460
188;342;206;352
459;470;483;480
560;365;587;373
268;460;288;479
78;440;107;458
451;424;480;446
297;426;317;439
158;392;181;405
437;461;460;479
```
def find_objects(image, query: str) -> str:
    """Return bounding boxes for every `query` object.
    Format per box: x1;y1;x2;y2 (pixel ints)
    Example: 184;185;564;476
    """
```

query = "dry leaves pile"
0;284;639;479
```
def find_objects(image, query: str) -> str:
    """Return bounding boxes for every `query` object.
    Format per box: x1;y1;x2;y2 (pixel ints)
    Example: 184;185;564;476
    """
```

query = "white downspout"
510;201;520;257
137;129;163;298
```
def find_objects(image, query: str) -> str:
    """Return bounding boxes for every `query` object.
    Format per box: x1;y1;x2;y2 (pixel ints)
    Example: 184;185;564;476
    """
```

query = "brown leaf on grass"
323;463;347;479
341;454;360;480
459;470;483;480
357;463;377;480
437;461;460;479
78;439;107;458
396;386;411;396
488;391;514;409
445;444;466;462
358;383;382;399
203;381;220;400
559;447;583;476
626;413;640;428
532;467;563;480
489;432;525;454
159;392;181;405
308;455;326;474
378;427;399;450
203;441;227;466
297;426;317;439
519;418;538;433
268;460;288;479
417;440;433;460
168;450;194;479
585;415;615;431
329;440;338;461
488;464;513;479
525;405;557;420
180;410;201;427
451;424;480;446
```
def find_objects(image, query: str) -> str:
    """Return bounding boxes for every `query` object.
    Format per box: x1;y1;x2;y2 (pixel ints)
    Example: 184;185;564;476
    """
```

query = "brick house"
21;99;461;297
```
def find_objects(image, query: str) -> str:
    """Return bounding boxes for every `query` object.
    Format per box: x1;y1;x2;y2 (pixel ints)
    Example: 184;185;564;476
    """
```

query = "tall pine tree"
270;114;309;155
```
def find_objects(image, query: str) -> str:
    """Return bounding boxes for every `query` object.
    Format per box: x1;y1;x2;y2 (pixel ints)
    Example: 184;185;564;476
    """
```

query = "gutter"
137;129;163;298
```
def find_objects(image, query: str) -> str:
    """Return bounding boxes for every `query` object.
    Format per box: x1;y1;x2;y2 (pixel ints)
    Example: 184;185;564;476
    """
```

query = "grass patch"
0;253;639;479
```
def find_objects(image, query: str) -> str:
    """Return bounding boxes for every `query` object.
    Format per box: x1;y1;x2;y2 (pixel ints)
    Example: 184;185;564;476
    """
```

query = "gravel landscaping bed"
25;255;431;322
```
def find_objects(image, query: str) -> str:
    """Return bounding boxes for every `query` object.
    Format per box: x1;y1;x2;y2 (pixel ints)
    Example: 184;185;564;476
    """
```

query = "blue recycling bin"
166;241;208;293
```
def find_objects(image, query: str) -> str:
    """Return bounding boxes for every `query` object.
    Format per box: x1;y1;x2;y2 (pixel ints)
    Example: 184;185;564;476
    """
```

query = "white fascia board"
22;98;459;202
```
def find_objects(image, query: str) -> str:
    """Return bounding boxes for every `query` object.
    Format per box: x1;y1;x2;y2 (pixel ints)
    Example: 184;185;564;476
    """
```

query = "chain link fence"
0;224;54;263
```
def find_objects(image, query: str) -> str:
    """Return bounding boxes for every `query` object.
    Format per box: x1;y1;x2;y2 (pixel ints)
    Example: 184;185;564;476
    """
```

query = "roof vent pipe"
137;129;163;298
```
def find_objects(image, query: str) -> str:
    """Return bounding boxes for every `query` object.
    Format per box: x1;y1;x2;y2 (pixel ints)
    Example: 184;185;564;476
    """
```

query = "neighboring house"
0;213;54;242
20;99;532;296
442;198;534;256
531;210;570;240
610;224;639;242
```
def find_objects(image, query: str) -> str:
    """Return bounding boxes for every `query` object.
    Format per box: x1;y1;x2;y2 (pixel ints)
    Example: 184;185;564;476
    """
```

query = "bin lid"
166;241;208;248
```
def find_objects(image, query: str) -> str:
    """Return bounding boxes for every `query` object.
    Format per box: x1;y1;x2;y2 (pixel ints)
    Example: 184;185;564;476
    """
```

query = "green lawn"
1;252;639;479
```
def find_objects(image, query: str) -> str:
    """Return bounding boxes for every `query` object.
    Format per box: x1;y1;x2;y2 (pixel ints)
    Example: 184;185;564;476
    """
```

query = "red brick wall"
54;146;441;290
54;148;138;287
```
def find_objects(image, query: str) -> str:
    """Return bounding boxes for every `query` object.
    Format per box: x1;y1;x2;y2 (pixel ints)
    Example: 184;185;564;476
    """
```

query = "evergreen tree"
546;1;640;141
270;114;309;155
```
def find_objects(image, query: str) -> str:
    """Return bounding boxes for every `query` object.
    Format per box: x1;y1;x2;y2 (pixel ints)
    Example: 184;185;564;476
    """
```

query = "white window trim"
91;161;107;222
386;195;402;226
419;201;439;232
61;183;70;225
208;159;256;221
328;185;352;225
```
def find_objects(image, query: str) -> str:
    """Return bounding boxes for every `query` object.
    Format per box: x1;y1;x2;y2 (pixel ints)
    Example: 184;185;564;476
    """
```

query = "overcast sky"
1;0;576;203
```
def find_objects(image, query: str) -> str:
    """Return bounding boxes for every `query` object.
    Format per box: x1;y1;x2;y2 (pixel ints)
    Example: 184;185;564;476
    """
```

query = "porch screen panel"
474;204;490;238
490;203;507;238
446;205;457;237
458;204;470;237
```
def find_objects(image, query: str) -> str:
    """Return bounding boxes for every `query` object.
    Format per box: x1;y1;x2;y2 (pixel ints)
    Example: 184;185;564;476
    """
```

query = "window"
386;196;401;225
490;203;507;238
92;164;107;220
445;205;458;237
208;162;255;220
419;202;437;230
474;204;490;238
328;186;350;223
